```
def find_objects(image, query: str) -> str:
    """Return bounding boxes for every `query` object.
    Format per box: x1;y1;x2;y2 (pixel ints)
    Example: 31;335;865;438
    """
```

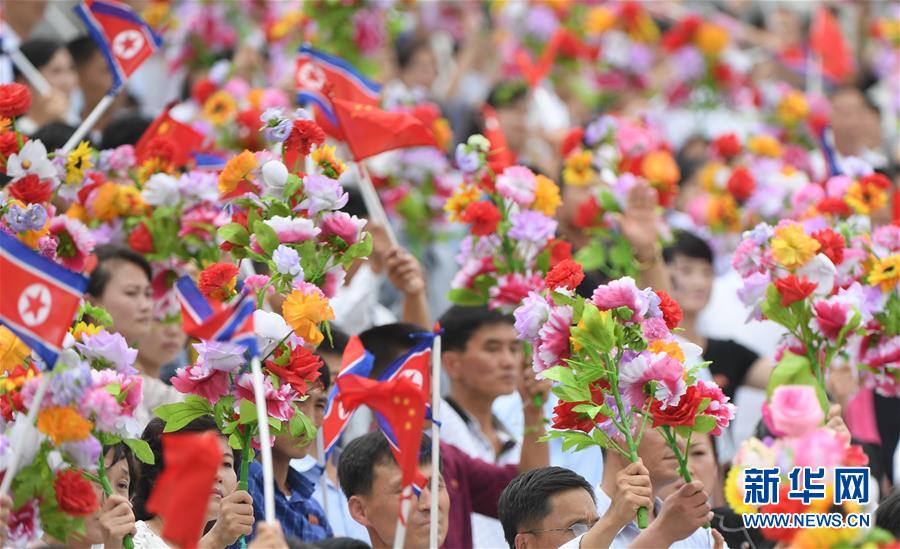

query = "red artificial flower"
477;170;496;194
54;469;100;516
811;228;845;265
128;222;155;254
191;78;217;105
758;485;805;543
816;196;852;217
265;344;323;396
551;400;595;433
574;196;604;229
711;133;741;159
812;301;848;340
0;391;24;422
774;275;818;307
0;131;23;171
843;443;869;467
650;385;703;428
461;201;501;236
711;63;734;87
198;263;239;301
726;166;755;202
548;239;573;268
656;290;683;329
560;127;584;158
0;83;32;118
860;172;891;191
545;259;585;291
237;108;264;150
8;174;52;204
284;119;325;158
140;135;178;164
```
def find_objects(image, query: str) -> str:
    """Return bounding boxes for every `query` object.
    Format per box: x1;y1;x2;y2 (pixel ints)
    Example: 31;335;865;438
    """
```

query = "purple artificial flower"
273;244;304;278
455;144;480;174
193;340;247;372
61;436;102;471
525;5;559;41
590;277;649;320
508;210;557;244
76;331;138;374
3;204;46;233
673;46;704;81
298;174;349;215
496;166;537;206
514;292;551;341
179;171;220;204
737;271;771;322
744;223;774;246
53;363;93;406
584;116;617;147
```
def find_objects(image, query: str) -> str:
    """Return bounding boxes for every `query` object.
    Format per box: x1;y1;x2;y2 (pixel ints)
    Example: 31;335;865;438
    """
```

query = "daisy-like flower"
311;145;345;178
6;139;57;181
65;141;94;185
868;254;900;292
203;90;238;126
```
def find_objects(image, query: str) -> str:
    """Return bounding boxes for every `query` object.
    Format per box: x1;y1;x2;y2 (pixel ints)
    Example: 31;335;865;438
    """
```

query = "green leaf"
289;410;317;443
218;223;250;246
343;232;373;264
571;304;616;353
284;174;303;200
77;301;114;327
539;365;576;386
268;201;292;218
447;288;487;306
597;189;621;213
765;351;810;398
574;241;607;272
692;415;717;434
760;284;798;331
154;396;214;432
238;399;258;425
123;438;155;465
252;220;280;255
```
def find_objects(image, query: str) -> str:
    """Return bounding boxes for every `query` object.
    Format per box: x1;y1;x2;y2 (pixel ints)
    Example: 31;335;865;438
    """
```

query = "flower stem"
238;426;253;549
607;349;648;529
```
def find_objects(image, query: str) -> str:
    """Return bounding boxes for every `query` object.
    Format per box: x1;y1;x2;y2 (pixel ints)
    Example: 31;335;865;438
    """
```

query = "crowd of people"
0;0;899;548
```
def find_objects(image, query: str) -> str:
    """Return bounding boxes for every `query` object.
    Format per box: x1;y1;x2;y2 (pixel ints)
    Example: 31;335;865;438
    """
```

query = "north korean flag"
0;232;88;368
173;276;256;356
74;0;161;92
322;336;375;455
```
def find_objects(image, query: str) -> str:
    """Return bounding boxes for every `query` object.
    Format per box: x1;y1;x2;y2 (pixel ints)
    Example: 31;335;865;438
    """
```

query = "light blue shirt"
291;457;371;545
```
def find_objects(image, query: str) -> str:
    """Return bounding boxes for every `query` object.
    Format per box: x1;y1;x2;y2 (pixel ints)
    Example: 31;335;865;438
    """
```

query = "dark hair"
133;416;235;520
662;230;714;266
341;187;367;219
317;361;331;392
876;489;900;536
498;467;596;548
358;323;424;378
313;537;370;549
67;36;100;69
319;327;350;356
337;431;432;499
31;123;79;151
14;39;64;78
101;113;153;149
394;33;432;71
102;442;139;499
87;245;152;298
487;80;529;109
439;305;514;352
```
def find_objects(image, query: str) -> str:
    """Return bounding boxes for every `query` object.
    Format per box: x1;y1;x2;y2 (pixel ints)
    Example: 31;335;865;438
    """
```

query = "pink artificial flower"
451;256;496;290
790;427;850;468
825;175;853;198
811;298;850;340
616;119;659;156
223;77;250;98
495;166;536;206
590;276;649;320
320;211;366;245
619;352;686;409
791;184;825;216
264;216;320;243
766;385;824;437
8;500;41;547
259;88;289;110
489;273;544;312
322;265;346;299
534;305;573;372
179;207;229;241
243;274;273;294
235;373;296;421
48;216;95;271
696;380;735;435
171;363;230;404
641;317;671;341
873;225;900;253
732;238;765;278
81;386;121;431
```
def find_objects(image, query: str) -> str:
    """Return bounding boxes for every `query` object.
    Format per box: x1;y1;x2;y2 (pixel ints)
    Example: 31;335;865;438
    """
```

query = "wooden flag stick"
392;485;414;549
61;92;116;155
8;49;52;96
356;163;399;248
249;356;276;523
0;375;50;495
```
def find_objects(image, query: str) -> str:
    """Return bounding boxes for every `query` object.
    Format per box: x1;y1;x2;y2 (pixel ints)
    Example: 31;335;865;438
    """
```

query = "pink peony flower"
243;274;273;294
495;166;536;206
81;386;121;431
620;352;686;409
590;276;649;320
641;317;671;341
264;216;320;243
235;373;296;421
534;305;573;372
489;273;544;312
320;211;366;245
767;385;824;437
179;207;229;241
171;363;230;404
322;265;346;299
790;427;849;468
696;380;735;435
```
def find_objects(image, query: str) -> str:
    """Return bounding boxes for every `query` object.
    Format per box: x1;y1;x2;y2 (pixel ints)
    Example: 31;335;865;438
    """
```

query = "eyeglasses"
520;520;596;538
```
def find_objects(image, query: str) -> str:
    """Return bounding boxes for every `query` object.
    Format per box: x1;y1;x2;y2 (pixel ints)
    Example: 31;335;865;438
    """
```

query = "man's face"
668;255;713;315
637;428;680;487
352;461;449;549
557;183;595;249
446;323;522;400
80;51;114;107
515;488;598;549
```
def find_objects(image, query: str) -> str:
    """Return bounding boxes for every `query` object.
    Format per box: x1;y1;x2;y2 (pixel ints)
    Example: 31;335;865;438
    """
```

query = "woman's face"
206;437;237;522
83;449;132;543
139;317;187;372
42;48;79;95
93;261;153;348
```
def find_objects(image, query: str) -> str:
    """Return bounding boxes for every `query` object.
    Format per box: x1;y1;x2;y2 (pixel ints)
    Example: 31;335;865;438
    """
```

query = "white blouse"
132;521;171;549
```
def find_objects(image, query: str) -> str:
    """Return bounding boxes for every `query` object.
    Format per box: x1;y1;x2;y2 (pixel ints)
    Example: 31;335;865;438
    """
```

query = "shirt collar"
444;396;517;455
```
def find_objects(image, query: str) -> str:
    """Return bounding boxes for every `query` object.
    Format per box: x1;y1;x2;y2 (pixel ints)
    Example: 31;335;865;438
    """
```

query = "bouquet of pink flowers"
857;224;900;396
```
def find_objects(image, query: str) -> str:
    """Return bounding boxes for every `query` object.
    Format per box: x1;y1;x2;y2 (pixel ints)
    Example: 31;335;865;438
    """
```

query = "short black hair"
439;305;514;352
319;326;350;356
487;80;529;109
337;431;432;500
101;443;139;499
15;38;64;77
341;187;367;220
31;123;79;151
358;323;424;378
101;113;153;149
662;230;714;266
498;467;596;548
87;245;152;298
876;489;900;536
314;537;370;549
394;33;432;71
317;361;331;392
67;36;100;69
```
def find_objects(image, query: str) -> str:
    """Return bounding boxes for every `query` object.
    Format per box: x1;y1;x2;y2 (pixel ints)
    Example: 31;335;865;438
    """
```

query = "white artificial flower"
798;253;837;297
142;173;181;207
261;160;289;198
6;139;58;181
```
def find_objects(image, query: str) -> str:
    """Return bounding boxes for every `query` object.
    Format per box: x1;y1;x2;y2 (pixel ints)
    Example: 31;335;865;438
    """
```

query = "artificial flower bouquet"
446;135;564;312
561;115;677;279
857;224;900;396
514;274;734;527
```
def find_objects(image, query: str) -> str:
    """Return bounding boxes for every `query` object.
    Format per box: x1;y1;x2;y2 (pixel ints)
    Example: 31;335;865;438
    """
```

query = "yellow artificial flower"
845;180;888;215
89;182;123;221
531;175;562;216
641;150;680;187
444;184;481;222
432;118;453;152
707;194;741;232
137;158;175;185
282;290;335;346
246;88;264;110
66;141;94;185
203;91;238;126
0;365;37;393
116;185;145;216
311;145;345;178
771;223;820;270
586;6;615;35
218;150;258;196
66;203;89;223
141;1;170;29
724;467;757;515
695;22;729;56
0;326;30;374
0;117;10;133
648;339;685;363
698;163;723;192
562;151;595;187
776;90;809;127
71;321;102;342
270;11;305;42
747;135;783;158
37;406;93;444
868;255;900;292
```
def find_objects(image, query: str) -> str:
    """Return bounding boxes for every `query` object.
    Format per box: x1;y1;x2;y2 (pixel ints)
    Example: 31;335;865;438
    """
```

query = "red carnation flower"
774;275;817;307
284;119;325;158
128;222;155;254
54;469;100;516
0;83;32;118
265;344;323;396
860;172;891;191
711;133;741;159
461;201;501;236
816;197;852;217
726;167;755;202
0;131;23;171
574;196;603;229
548;239;573;268
712;62;734;86
650;385;702;428
198;263;240;301
551;400;595;433
812;300;848;340
191;78;217;105
656;290;683;329
545;259;585;291
811;228;845;265
560;127;585;158
8;174;52;204
140;135;178;164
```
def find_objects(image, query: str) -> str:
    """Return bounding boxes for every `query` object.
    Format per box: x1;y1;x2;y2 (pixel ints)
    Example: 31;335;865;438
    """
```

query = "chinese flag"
146;432;222;549
336;374;427;489
332;98;437;161
135;103;207;166
810;6;854;83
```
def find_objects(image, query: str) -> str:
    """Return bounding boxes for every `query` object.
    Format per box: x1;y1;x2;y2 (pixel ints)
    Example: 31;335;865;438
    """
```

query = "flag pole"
429;327;441;548
0;374;51;495
315;429;329;519
61;92;117;155
356;163;399;248
249;356;276;523
8;49;52;96
393;486;414;549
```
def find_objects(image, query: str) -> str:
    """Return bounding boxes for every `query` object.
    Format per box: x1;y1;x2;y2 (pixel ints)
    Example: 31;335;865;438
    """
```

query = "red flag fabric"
810;6;854;83
336;374;427;489
321;336;375;454
146;432;223;549
892;188;900;227
481;105;516;173
135;103;207;166
332;98;437;161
